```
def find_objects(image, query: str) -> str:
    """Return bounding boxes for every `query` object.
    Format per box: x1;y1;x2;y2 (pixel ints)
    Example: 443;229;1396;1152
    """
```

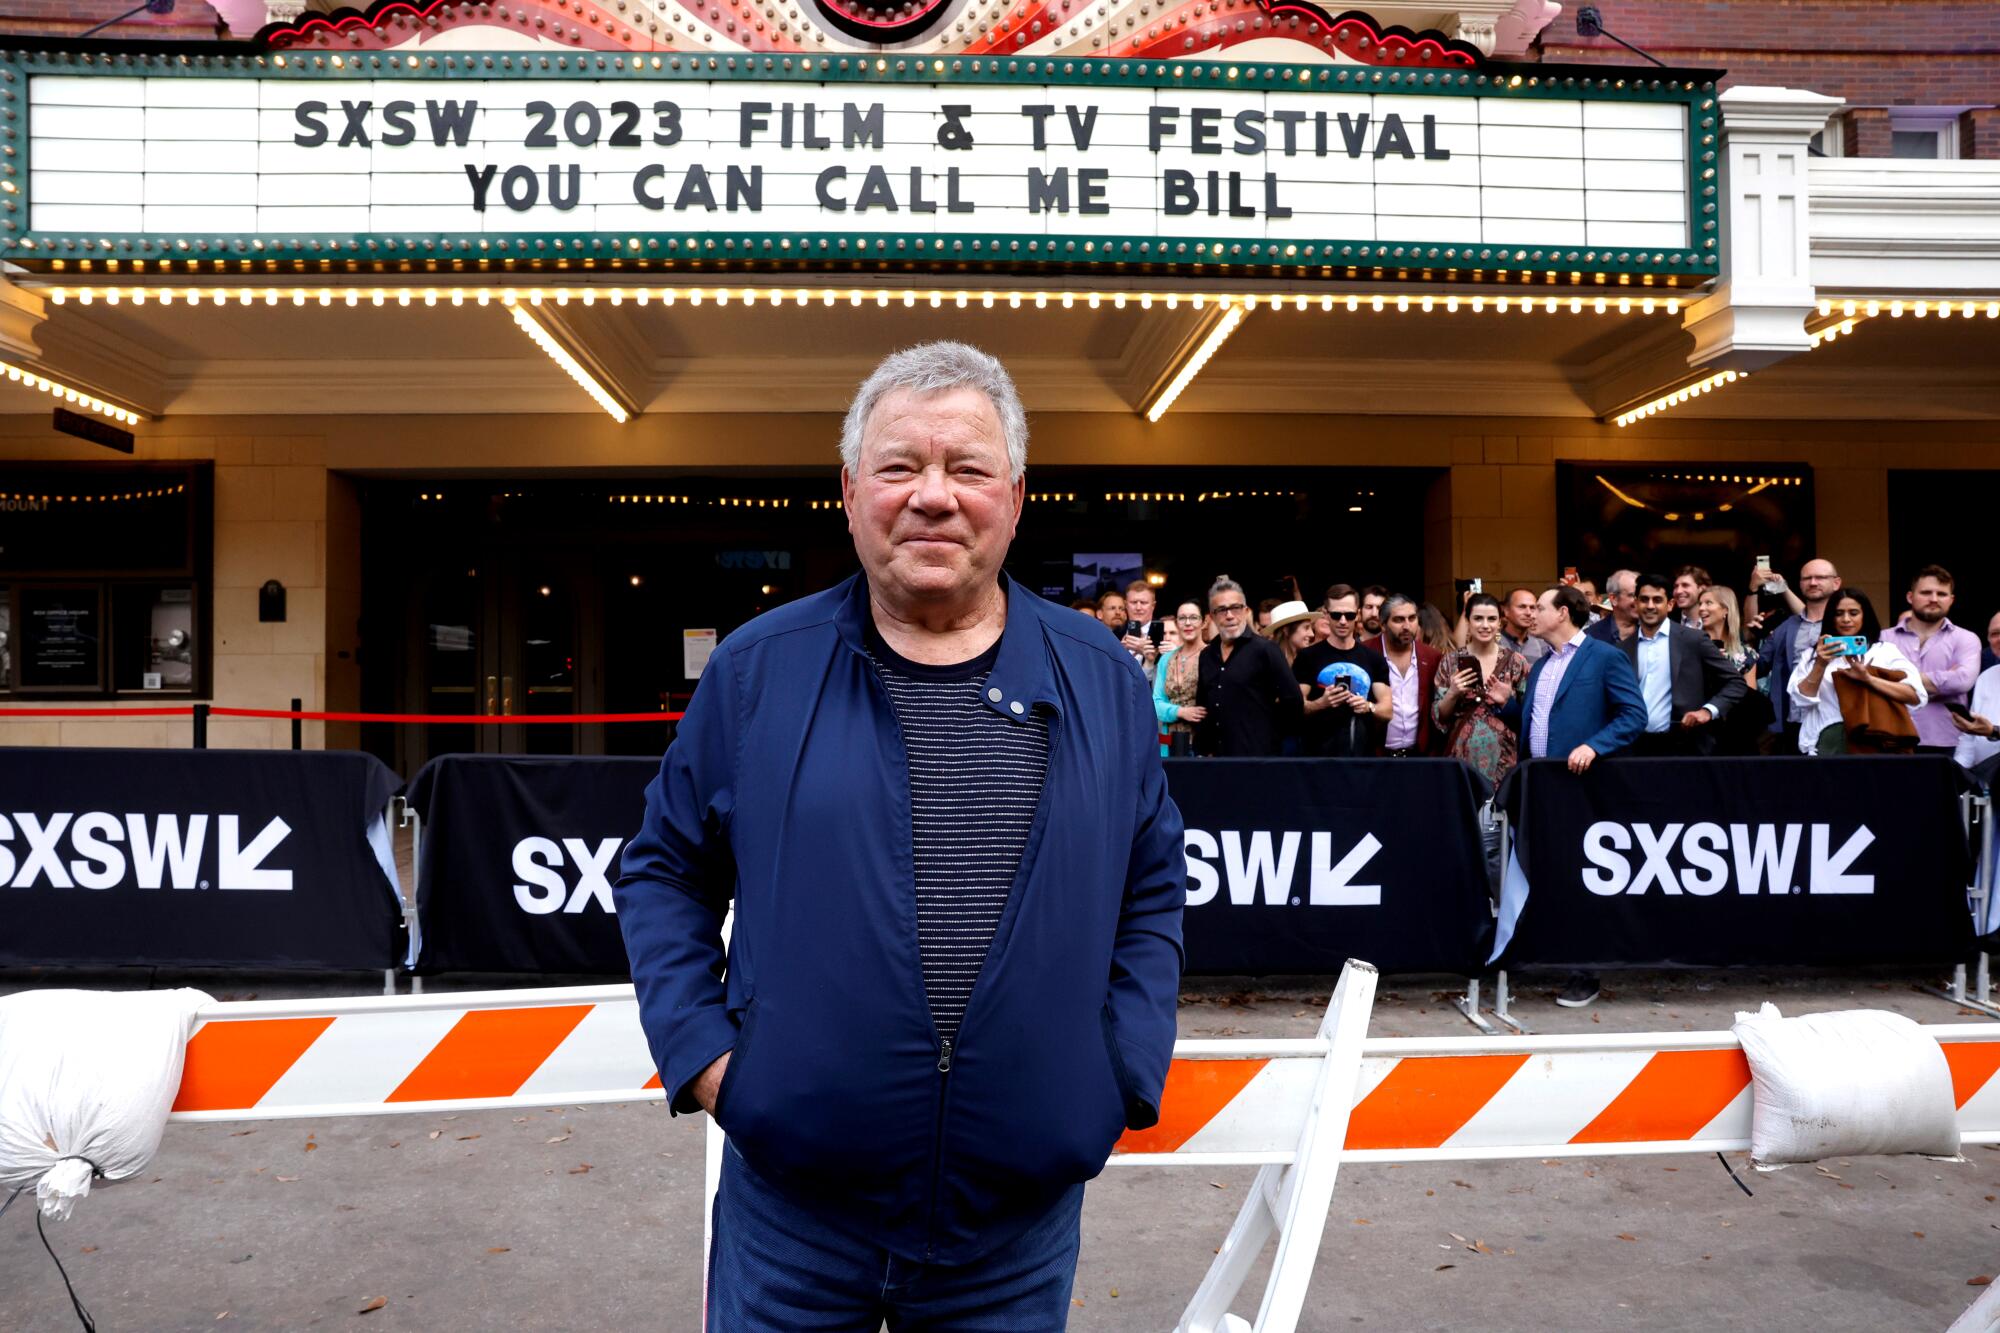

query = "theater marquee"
7;51;1718;278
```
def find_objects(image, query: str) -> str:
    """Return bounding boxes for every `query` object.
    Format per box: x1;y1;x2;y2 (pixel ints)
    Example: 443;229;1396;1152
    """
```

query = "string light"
33;283;1685;317
1144;302;1247;423
1614;370;1744;428
0;359;143;424
508;306;631;423
0;482;183;505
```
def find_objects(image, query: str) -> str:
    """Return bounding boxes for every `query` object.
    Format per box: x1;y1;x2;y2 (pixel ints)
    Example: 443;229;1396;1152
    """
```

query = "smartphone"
1755;554;1783;595
1943;701;1973;720
1825;635;1869;657
1147;620;1166;646
1462;656;1484;694
1561;567;1579;586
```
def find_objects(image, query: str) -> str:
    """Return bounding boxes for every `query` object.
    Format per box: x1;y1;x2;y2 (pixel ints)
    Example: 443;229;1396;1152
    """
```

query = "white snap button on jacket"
987;687;1003;702
1009;701;1025;715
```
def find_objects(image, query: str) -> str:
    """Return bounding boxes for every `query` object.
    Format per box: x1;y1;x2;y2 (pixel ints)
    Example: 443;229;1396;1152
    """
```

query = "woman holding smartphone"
1432;593;1528;785
1787;588;1925;754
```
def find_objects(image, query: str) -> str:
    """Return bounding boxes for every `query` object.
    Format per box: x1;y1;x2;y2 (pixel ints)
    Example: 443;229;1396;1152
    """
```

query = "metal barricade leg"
1490;969;1530;1035
1177;959;1379;1333
1454;976;1498;1035
1921;793;2000;1019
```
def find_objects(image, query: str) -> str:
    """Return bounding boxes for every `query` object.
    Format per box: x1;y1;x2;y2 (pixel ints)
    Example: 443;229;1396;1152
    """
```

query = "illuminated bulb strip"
0;358;143;424
507;306;631;424
40;284;1682;317
1613;369;1744;428
1144;303;1247;424
1809;317;1860;348
1822;298;1998;320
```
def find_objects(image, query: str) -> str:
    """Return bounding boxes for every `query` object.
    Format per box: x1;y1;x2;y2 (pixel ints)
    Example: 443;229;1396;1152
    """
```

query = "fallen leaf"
513;1117;528;1124
276;1175;300;1183
1814;1165;1841;1180
545;1135;572;1145
1720;1221;1733;1228
216;1313;230;1321
229;1130;257;1138
1449;1233;1468;1244
1915;1232;1926;1239
1425;1190;1436;1197
456;1134;481;1142
1616;1234;1637;1242
569;1163;593;1175
358;1297;387;1314
1435;1264;1455;1272
1837;1183;1855;1190
1073;1298;1085;1307
1502;1248;1516;1257
303;1142;317;1153
486;1247;511;1254
388;1143;400;1150
1470;1241;1493;1255
1353;1219;1371;1226
427;1131;442;1141
1109;1288;1120;1298
1971;1276;1994;1287
1209;1181;1227;1190
81;1246;99;1254
1451;1180;1474;1190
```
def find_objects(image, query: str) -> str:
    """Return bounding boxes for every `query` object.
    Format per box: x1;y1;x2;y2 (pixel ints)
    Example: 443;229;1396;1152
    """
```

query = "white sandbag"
1733;1002;1960;1169
0;988;211;1220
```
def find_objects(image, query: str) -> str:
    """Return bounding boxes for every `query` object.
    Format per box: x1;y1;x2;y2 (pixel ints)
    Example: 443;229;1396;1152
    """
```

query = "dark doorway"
1557;463;1815;598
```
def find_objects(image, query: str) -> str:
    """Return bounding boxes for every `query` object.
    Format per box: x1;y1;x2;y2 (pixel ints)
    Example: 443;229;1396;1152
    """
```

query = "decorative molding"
0;279;46;362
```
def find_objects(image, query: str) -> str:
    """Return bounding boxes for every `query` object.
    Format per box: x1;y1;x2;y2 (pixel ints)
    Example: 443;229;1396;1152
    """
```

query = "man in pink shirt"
1880;564;1983;751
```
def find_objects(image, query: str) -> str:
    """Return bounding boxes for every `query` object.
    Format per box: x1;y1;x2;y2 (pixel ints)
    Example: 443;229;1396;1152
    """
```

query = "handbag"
1831;662;1920;753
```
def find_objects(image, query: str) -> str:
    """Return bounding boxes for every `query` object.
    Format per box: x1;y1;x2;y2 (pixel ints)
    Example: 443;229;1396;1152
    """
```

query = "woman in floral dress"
1431;593;1529;787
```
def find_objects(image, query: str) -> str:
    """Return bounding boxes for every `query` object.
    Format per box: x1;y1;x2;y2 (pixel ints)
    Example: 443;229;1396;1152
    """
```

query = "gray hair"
839;341;1029;482
1607;569;1638;597
1381;593;1418;618
1208;577;1245;607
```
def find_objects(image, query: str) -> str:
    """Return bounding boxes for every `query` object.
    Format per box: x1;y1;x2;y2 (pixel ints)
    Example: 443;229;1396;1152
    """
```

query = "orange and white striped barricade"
165;967;2000;1333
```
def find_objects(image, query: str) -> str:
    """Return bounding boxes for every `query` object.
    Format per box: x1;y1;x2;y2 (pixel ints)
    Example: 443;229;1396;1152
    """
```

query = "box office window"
0;463;211;698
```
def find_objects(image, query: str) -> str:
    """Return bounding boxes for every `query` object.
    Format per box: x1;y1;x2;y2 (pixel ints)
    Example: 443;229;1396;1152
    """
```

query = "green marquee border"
0;48;1718;281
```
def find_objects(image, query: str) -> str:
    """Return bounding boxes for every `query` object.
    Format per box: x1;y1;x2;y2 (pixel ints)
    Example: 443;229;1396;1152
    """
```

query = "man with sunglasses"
1291;583;1392;758
1193;576;1303;756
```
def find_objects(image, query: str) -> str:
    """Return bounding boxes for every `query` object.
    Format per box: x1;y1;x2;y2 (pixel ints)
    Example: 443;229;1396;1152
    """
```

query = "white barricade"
160;964;2000;1332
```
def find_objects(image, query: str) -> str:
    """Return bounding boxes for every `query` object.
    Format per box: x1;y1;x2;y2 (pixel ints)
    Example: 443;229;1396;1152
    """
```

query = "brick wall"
1534;0;2000;157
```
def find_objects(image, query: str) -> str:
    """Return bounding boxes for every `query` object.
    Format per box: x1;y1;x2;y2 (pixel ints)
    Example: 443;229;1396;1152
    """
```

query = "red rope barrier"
0;706;684;724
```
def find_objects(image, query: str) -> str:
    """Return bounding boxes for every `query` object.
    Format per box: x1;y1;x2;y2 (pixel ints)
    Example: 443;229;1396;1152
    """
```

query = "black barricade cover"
1493;756;1977;970
0;747;403;970
1166;758;1494;976
407;754;655;975
408;754;1497;978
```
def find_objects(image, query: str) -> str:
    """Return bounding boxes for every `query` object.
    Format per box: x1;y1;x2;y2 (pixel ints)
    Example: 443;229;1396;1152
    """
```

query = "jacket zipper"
924;1035;954;1261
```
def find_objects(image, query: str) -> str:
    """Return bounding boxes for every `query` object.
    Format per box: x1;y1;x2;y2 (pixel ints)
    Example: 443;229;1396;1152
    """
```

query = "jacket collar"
833;570;1062;725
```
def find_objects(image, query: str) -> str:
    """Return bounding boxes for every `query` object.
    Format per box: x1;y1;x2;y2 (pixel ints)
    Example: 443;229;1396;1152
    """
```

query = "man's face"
1324;596;1360;646
1507;591;1539;633
1635;584;1670;630
1576;579;1598;606
1988;611;2000;658
1125;588;1155;624
1610;577;1637;623
1907;577;1953;625
1672;574;1701;610
1361;593;1385;634
1210;589;1251;641
1384;602;1418;651
1535;591;1571;641
1798;560;1840;609
841;386;1022;608
1097;593;1127;629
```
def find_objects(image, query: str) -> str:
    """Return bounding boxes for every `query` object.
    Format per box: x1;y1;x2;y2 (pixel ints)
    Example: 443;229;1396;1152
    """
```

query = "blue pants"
707;1143;1084;1332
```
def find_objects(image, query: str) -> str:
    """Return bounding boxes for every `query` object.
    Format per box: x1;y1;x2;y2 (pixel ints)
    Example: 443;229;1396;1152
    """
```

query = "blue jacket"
1501;633;1647;758
614;571;1186;1264
1755;612;1812;732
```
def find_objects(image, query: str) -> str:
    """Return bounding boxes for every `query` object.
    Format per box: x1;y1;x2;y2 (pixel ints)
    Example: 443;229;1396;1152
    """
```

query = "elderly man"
1584;570;1639;644
615;342;1185;1329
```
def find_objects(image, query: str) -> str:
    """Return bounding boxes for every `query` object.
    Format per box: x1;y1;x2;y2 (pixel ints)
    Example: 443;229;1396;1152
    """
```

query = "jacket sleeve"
1108;675;1188;1131
1583;647;1647;756
1270;642;1305;727
1691;629;1750;718
1151;647;1181;729
612;644;743;1116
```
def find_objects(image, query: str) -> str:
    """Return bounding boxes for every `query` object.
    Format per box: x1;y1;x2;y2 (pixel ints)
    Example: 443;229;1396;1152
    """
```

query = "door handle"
502;676;514;716
485;675;498;716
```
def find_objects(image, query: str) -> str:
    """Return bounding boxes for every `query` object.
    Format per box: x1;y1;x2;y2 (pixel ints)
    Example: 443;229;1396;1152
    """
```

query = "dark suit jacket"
1618;622;1751;754
1362;635;1443;754
1755;613;1812;732
1500;633;1647;759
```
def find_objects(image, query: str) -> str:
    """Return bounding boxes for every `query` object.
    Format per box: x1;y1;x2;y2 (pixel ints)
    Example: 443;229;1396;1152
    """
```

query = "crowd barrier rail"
164;962;2000;1332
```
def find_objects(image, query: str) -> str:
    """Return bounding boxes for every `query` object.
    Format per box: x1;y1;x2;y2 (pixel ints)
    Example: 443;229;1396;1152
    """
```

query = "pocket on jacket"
712;1000;758;1134
1099;1005;1137;1131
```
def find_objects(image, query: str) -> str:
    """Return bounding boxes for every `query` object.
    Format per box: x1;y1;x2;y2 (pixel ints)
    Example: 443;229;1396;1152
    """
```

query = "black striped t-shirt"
867;627;1051;1044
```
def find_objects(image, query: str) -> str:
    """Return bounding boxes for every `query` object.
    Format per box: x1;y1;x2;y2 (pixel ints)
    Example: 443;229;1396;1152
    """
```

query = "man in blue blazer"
1501;584;1647;773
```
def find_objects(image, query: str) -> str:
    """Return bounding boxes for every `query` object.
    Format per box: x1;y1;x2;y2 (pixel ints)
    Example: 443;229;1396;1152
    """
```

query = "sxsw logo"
1581;821;1875;897
0;812;293;892
1182;829;1382;908
513;836;622;915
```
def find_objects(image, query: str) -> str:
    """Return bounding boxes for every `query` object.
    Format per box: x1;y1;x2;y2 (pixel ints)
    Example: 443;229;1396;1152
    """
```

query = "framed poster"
18;585;104;691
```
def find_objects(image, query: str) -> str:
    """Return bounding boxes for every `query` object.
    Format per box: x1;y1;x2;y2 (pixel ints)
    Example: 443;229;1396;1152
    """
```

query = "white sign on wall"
24;71;1694;268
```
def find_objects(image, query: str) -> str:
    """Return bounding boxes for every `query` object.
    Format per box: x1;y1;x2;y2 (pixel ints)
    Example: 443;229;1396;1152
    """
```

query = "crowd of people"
1072;560;2000;789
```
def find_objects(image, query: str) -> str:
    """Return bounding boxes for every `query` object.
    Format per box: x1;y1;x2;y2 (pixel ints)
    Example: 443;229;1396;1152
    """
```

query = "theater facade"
0;2;1994;770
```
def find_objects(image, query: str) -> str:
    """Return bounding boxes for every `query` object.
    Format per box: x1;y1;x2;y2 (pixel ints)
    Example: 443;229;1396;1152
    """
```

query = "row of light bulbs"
611;493;793;507
40;286;1686;317
0;483;185;503
508;305;631;423
1614;369;1743;429
0;359;143;425
1820;299;1998;320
